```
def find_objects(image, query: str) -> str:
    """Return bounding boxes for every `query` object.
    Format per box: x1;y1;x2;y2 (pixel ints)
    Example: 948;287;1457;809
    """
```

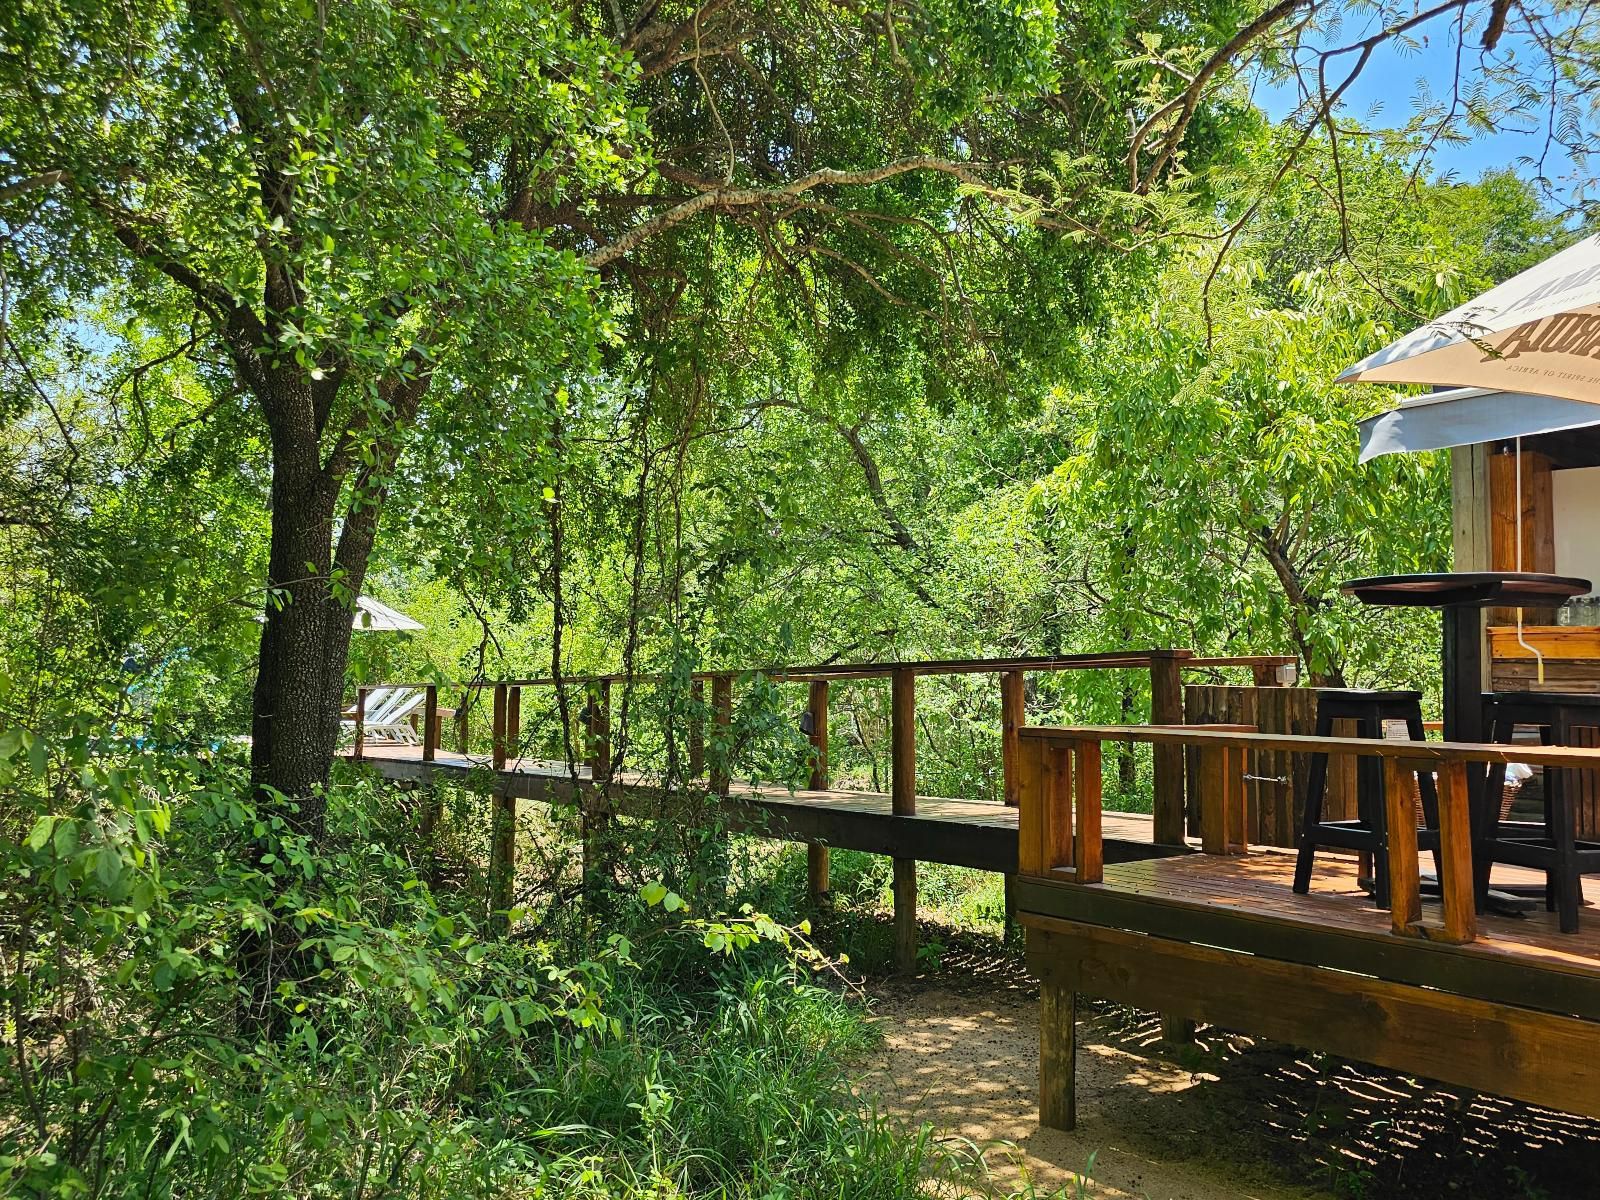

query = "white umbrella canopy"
1357;386;1600;462
353;595;424;632
1337;234;1600;404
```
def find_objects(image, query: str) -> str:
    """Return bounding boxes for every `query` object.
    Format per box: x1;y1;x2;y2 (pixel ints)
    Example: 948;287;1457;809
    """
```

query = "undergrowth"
0;722;1058;1198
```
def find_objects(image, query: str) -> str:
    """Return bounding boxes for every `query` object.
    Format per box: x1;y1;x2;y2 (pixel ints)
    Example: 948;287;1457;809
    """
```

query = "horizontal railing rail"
1017;724;1600;948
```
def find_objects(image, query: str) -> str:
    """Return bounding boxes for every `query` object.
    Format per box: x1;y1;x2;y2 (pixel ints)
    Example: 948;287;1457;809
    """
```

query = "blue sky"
1251;9;1581;202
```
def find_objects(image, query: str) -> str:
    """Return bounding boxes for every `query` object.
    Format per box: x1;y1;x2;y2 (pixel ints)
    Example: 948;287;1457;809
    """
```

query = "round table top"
1340;571;1591;609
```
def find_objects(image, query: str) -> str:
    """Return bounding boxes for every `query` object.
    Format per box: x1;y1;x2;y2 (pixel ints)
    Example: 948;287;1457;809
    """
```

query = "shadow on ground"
859;924;1600;1200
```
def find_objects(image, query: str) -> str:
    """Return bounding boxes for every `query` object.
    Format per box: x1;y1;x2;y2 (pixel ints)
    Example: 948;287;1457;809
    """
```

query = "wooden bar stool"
1293;689;1440;907
1480;692;1600;933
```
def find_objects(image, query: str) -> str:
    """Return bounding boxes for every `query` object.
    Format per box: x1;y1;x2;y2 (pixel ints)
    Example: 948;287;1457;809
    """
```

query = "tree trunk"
249;461;345;840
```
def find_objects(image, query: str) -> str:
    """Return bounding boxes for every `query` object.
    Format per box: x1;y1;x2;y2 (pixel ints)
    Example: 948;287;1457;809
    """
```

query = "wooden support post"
587;680;612;782
1161;1016;1198;1045
1001;670;1024;939
1039;981;1077;1131
807;844;831;914
893;856;917;974
422;685;438;761
506;685;521;766
353;687;367;761
807;680;831;912
688;678;706;779
491;682;508;770
490;789;516;924
711;674;732;795
1150;651;1186;845
891;667;917;972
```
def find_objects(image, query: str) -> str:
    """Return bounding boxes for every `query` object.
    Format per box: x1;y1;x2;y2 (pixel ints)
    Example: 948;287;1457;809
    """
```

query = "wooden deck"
1016;724;1600;1128
347;743;1183;874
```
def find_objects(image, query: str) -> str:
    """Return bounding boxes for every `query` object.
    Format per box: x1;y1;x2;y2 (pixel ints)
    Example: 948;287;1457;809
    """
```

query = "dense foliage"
6;0;1600;1194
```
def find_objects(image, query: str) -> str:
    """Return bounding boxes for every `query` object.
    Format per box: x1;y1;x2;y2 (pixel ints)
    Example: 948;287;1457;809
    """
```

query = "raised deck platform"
1017;724;1600;1128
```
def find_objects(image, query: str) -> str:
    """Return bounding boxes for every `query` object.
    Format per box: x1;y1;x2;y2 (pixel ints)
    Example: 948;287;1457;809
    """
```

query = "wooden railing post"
688;678;706;779
587;679;612;782
506;685;521;766
1149;651;1186;845
1384;757;1423;937
806;679;831;912
491;682;509;770
353;687;368;762
422;685;439;761
891;666;917;972
1435;760;1477;944
1000;669;1025;938
1386;757;1476;945
710;674;732;795
1198;742;1248;855
1072;740;1104;884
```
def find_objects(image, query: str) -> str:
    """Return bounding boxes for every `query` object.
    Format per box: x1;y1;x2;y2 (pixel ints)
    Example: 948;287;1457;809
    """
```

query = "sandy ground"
864;982;1321;1200
858;944;1600;1200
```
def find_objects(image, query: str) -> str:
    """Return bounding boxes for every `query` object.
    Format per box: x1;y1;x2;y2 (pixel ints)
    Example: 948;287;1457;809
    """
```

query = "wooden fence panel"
1184;686;1356;848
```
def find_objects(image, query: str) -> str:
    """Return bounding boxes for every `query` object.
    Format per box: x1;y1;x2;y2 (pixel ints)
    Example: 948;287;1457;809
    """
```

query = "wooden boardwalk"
349;743;1183;874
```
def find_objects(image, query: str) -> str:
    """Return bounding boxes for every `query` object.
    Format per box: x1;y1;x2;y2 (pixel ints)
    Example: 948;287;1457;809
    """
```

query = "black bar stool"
1293;689;1440;906
1480;692;1600;933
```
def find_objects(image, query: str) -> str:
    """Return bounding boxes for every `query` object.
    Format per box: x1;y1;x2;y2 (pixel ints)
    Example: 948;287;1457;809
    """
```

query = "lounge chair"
341;687;425;746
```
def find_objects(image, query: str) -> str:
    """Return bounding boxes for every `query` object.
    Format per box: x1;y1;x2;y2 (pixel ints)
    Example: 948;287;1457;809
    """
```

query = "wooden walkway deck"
348;744;1183;874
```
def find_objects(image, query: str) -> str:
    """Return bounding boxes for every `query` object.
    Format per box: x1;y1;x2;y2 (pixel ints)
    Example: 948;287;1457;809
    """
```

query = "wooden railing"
352;648;1299;819
349;652;1296;962
1018;724;1600;944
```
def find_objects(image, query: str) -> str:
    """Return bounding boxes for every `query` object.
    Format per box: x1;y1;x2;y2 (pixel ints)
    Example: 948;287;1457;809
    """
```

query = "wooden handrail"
1019;722;1600;947
1021;724;1600;769
354;650;1300;693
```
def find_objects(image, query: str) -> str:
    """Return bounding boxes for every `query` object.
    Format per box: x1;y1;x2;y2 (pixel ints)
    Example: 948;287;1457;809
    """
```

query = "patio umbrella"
1337;234;1600;403
1357;386;1600;462
353;595;424;632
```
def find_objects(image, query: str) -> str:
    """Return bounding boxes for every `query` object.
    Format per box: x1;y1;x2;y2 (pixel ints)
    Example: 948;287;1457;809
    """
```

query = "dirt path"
859;945;1600;1200
864;983;1322;1200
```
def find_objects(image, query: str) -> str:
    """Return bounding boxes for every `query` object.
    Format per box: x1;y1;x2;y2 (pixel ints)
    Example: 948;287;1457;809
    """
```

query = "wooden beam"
1149;651;1185;845
1026;920;1600;1121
